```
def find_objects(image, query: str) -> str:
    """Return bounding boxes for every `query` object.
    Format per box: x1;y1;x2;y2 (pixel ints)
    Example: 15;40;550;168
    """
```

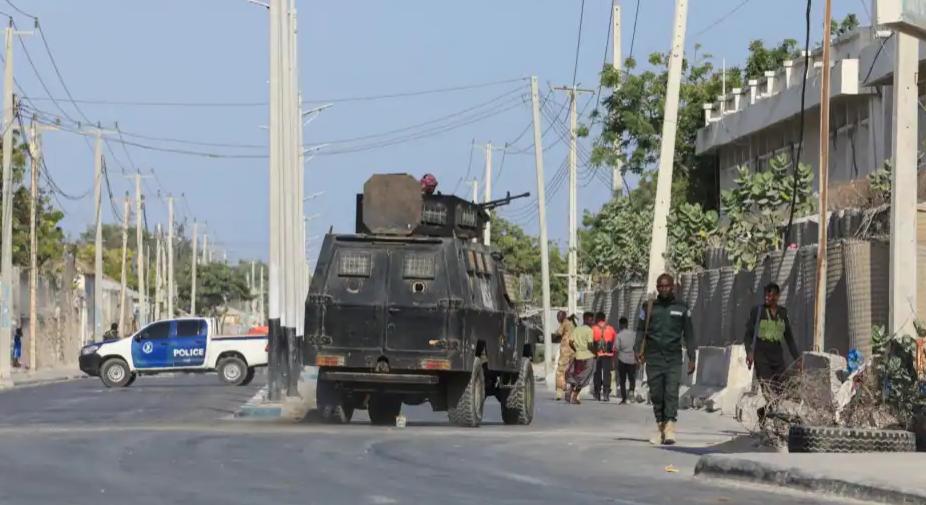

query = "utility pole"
553;85;594;317
250;260;257;320
191;221;198;315
28;118;37;371
889;32;920;338
0;21;14;384
259;265;265;324
470;179;479;203
611;1;624;195
81;125;114;341
118;194;129;334
166;195;174;318
530;76;553;385
154;225;162;321
202;232;208;265
130;173;149;327
812;0;833;351
644;0;689;291
268;0;284;401
483;142;493;246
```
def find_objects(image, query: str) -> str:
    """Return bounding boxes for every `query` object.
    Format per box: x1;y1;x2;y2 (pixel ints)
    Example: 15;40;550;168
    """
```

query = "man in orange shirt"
592;312;617;402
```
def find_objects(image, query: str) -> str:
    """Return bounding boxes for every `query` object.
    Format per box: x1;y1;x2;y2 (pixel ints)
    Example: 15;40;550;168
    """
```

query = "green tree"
0;131;66;270
720;154;815;270
176;261;251;327
490;216;567;306
742;39;799;81
831;13;860;40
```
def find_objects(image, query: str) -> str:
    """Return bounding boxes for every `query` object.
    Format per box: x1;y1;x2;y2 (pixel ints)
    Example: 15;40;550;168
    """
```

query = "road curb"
10;372;88;389
695;454;926;505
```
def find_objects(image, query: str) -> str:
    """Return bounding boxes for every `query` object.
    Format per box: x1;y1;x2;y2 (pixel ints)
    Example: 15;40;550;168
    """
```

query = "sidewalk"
8;366;86;388
696;453;926;505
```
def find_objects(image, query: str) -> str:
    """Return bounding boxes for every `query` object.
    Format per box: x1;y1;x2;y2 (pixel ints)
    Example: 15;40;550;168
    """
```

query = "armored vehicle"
304;173;535;427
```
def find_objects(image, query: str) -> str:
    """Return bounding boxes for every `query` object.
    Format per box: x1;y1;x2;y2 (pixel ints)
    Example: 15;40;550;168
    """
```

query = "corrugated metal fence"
592;239;892;358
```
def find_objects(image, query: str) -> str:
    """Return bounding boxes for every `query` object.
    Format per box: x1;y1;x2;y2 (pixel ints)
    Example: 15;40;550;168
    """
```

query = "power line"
572;0;587;86
24;76;531;108
452;138;476;196
783;0;813;248
690;0;756;42
4;0;34;19
628;0;641;61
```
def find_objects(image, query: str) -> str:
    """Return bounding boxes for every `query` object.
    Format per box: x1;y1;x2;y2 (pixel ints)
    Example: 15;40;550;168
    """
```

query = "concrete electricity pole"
201;232;208;265
644;0;689;291
131;173;149;327
118;194;129;334
890;32;920;338
553;85;594;317
82;125;114;341
26;117;57;370
268;0;285;400
611;1;624;195
259;265;265;324
812;0;833;351
471;179;479;203
166;195;174;318
191;221;198;315
482;142;493;246
154;225;162;321
530;76;553;384
0;22;14;384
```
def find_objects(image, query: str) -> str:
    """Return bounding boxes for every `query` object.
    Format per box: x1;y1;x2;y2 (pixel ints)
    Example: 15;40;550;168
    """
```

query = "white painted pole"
611;1;624;195
191;221;198;316
134;174;146;327
530;76;554;386
890;32;919;338
118;194;129;334
167;196;174;318
645;0;689;291
27;117;37;371
483;142;493;246
92;131;104;341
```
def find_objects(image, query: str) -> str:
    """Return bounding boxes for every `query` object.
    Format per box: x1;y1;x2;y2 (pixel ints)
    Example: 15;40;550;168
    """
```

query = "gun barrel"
481;191;531;210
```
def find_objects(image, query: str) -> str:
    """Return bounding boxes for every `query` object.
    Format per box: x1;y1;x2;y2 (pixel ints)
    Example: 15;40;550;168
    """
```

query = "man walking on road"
745;282;800;398
565;312;596;405
615;317;637;404
554;311;576;401
592;312;616;402
635;273;696;445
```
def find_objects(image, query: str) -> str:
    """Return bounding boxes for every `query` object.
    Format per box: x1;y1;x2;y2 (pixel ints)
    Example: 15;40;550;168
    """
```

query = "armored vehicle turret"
304;173;534;427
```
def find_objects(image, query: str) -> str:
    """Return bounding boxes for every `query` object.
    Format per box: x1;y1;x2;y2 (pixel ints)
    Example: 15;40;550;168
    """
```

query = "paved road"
0;376;860;505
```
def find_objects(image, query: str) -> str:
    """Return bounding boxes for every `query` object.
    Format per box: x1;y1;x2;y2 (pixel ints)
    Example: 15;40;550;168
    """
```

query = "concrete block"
684;345;753;416
800;351;847;412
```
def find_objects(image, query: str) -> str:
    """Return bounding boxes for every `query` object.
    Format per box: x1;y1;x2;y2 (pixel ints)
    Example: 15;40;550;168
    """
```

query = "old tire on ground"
217;356;248;386
317;378;354;424
788;425;917;453
240;367;256;386
501;358;534;425
368;395;402;426
448;358;485;428
100;358;132;388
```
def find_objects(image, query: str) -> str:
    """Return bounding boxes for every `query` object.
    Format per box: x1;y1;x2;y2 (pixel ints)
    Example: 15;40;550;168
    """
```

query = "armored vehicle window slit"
338;251;372;277
422;202;448;225
403;253;435;279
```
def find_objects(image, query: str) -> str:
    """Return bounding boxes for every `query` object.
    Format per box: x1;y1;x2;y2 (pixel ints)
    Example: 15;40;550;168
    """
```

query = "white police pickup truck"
79;317;268;388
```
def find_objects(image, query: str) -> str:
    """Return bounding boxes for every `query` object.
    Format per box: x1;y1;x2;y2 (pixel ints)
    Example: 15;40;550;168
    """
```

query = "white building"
696;26;926;198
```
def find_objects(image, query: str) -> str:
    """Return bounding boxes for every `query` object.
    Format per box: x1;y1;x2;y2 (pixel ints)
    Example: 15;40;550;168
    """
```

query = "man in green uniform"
744;282;800;397
635;273;696;445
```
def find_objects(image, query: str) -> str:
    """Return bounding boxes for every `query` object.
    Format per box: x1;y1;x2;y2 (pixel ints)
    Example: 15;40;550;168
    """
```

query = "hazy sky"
13;0;862;264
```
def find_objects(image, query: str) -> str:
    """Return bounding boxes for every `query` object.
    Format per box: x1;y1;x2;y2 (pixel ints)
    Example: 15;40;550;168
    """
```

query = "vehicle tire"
788;425;917;453
317;378;354;424
125;374;137;387
501;358;534;425
217;356;248;386
368;394;402;426
240;367;256;386
100;359;132;388
448;358;485;428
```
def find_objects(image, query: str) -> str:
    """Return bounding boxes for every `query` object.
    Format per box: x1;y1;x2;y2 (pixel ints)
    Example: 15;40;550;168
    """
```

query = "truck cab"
79;317;269;388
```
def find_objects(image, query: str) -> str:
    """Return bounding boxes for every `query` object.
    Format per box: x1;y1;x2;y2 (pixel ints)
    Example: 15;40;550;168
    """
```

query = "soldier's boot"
649;423;665;445
662;421;677;445
563;386;574;404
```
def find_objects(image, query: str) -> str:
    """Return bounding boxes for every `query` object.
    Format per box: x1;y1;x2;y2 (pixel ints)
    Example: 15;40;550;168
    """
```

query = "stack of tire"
788;425;917;453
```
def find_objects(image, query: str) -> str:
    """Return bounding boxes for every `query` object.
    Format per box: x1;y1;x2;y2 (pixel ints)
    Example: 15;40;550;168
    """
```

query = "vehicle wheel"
125;374;137;387
218;357;248;386
501;358;534;425
317;378;354;424
448;358;485;428
368;394;402;426
788;425;917;453
239;367;256;386
100;359;132;388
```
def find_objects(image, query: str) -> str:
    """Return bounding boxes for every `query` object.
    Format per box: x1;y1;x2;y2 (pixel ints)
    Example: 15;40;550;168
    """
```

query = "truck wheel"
368;395;402;426
317;378;354;424
788;425;916;453
501;358;534;425
240;367;256;386
100;359;132;388
125;374;137;387
218;357;248;386
448;358;485;428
